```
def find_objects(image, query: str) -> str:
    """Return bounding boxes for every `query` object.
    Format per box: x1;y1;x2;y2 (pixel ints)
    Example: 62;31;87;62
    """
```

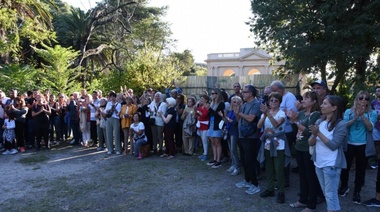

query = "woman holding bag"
206;88;225;168
339;91;377;204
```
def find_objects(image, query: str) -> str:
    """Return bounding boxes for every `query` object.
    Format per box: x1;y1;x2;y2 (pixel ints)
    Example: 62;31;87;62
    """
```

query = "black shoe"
353;192;361;204
338;186;349;196
277;192;285;204
316;196;325;204
260;190;274;198
207;160;216;166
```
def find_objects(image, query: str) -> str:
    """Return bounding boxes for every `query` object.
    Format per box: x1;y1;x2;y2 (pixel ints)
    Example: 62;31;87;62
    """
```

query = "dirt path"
0;144;378;211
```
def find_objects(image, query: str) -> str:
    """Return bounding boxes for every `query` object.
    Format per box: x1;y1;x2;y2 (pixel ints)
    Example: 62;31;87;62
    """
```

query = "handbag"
106;110;113;118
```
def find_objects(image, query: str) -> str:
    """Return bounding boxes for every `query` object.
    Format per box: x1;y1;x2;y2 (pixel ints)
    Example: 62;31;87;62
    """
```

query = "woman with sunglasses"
257;92;288;204
206;88;225;168
288;91;321;211
339;91;377;204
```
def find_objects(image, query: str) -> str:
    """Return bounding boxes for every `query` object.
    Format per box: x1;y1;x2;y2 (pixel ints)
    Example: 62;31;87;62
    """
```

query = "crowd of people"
1;80;380;211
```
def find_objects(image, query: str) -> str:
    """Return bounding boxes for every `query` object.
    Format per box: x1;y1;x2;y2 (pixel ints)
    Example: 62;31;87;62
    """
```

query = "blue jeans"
228;135;239;169
134;138;147;157
315;166;342;211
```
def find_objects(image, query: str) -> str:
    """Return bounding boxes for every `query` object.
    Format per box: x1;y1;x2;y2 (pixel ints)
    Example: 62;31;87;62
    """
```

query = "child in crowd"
2;112;17;155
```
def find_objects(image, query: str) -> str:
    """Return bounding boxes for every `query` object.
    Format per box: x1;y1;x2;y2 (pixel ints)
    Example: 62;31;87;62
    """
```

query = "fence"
174;74;300;98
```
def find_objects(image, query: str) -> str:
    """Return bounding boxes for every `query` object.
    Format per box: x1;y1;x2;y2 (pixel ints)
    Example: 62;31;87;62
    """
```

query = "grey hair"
270;80;285;89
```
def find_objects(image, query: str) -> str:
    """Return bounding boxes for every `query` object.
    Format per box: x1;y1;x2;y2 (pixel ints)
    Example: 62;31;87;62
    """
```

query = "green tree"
31;43;81;94
103;46;184;93
0;0;56;64
0;64;38;92
170;50;194;76
248;0;380;94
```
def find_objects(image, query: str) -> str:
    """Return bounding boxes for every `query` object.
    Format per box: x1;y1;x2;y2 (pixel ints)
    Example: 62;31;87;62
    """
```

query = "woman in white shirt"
130;113;147;159
257;92;287;204
309;95;347;212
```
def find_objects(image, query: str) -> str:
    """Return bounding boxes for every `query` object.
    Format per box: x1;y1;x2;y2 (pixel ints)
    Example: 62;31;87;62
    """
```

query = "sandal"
160;154;168;158
168;155;175;160
289;202;307;208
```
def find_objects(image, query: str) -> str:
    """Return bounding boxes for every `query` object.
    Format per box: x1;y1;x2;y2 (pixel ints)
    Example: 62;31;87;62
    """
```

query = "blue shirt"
344;109;377;144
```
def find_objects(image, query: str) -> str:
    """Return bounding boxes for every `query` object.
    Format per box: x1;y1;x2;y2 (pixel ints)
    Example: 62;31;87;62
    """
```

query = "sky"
62;0;255;63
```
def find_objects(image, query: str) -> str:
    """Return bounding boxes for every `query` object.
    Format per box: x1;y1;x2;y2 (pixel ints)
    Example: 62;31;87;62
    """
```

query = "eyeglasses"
232;101;237;103
211;93;217;95
59;96;64;98
270;99;279;103
358;96;369;101
234;85;240;88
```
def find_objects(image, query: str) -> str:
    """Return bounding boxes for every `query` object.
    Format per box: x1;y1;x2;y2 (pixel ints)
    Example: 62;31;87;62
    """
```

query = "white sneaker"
69;139;76;144
231;169;240;176
2;150;10;155
107;151;112;155
227;166;235;173
10;149;18;154
116;151;121;155
245;185;260;195
235;181;252;188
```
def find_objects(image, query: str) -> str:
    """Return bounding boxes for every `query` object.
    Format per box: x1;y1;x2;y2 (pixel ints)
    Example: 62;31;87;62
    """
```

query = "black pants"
15;121;26;148
238;138;260;186
340;144;367;193
35;121;50;149
285;131;296;184
90;120;97;144
296;150;321;209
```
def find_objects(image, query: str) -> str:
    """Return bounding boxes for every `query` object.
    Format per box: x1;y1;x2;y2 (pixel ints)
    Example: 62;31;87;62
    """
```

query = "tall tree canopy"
248;0;380;94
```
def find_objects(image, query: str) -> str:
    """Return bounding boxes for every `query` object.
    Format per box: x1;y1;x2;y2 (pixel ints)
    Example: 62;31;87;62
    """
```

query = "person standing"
89;90;100;146
235;85;262;195
206;88;225;168
340;91;377;204
257;92;289;203
103;91;121;154
308;95;347;212
158;97;177;159
270;80;298;188
228;82;242;103
288;91;322;211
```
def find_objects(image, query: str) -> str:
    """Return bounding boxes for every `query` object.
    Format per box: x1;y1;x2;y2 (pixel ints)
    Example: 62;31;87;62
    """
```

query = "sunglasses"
211;93;217;95
270;99;279;103
358;96;369;101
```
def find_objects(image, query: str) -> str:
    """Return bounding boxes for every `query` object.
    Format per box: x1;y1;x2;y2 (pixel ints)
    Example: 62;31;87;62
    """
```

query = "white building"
205;48;285;76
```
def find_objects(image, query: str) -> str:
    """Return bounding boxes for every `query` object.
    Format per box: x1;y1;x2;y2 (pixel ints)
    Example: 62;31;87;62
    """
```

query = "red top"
197;105;209;130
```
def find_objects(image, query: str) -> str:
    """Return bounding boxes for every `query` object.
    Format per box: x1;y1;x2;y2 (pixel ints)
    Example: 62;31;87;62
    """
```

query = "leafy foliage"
248;0;380;94
31;43;81;94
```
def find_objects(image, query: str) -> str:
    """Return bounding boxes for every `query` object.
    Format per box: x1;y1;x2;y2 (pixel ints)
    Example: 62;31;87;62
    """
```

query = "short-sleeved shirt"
238;98;261;139
280;92;298;133
344;109;377;145
262;110;287;150
130;122;147;141
164;107;177;129
295;111;321;152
